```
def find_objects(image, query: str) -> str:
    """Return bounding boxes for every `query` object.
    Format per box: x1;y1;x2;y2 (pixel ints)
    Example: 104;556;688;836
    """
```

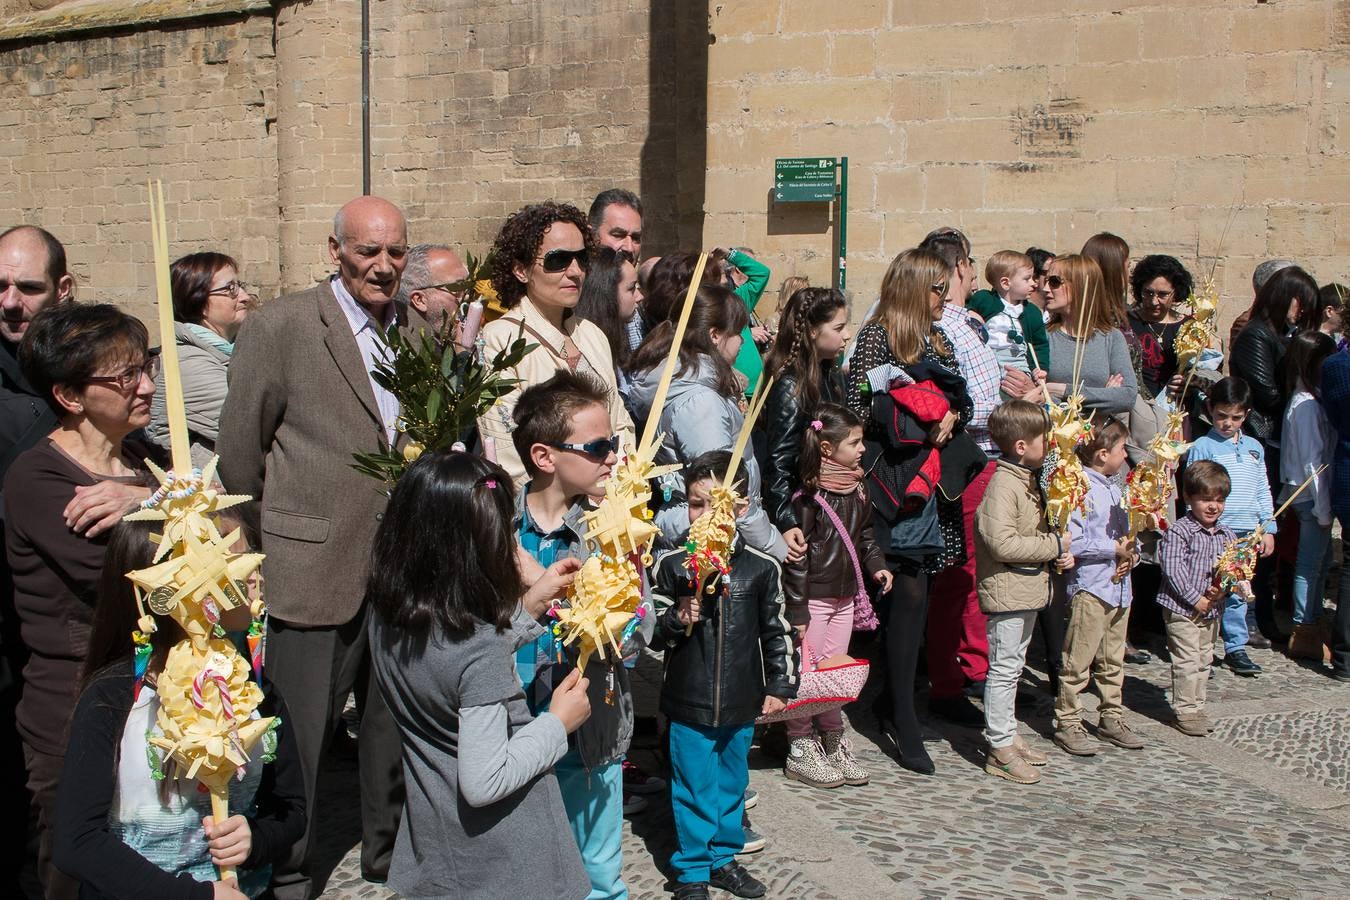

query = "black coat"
1230;318;1287;445
760;363;844;533
652;541;798;728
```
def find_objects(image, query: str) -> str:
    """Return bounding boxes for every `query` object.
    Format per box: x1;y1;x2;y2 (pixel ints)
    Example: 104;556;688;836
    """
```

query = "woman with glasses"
477;202;635;486
3;302;162;899
147;251;252;465
844;248;976;776
1127;254;1195;400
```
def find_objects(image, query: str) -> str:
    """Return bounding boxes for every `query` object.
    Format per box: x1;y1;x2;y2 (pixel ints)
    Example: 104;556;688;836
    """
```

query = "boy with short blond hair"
1157;460;1236;737
969;249;1050;383
1052;413;1144;756
976;401;1073;784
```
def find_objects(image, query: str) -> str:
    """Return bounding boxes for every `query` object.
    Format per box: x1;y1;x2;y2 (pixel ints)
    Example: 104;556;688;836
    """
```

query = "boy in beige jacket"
975;401;1074;784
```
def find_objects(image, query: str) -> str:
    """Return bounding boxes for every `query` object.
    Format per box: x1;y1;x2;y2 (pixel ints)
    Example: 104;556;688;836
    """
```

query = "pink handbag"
756;639;870;724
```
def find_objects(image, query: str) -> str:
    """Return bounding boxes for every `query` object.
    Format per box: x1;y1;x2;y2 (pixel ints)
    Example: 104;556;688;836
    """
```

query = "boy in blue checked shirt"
511;370;655;900
1158;461;1236;736
1183;377;1275;677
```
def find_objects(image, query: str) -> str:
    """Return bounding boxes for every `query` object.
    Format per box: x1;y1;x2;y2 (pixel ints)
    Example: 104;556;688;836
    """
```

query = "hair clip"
484;478;498;489
809;419;823;432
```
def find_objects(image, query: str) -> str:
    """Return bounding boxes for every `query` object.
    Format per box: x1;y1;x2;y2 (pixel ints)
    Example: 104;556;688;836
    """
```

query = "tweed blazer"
216;280;428;627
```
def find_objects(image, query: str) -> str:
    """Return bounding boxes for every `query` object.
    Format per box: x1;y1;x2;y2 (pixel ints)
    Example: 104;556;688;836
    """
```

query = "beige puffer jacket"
974;458;1061;614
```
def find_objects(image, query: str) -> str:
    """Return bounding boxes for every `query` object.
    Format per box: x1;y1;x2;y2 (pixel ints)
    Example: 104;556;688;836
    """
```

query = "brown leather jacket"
782;487;887;626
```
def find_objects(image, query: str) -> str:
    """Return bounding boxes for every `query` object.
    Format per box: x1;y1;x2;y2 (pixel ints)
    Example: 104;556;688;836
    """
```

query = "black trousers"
874;566;929;759
1333;528;1350;677
267;604;403;899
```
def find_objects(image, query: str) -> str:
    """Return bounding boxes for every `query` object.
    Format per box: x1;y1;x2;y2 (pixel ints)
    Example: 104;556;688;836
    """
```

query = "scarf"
819;457;864;495
184;322;234;358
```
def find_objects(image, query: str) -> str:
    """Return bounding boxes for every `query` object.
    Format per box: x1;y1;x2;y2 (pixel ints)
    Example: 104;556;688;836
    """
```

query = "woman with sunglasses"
844;248;975;776
147;252;252;467
477;202;635;486
3;302;163;899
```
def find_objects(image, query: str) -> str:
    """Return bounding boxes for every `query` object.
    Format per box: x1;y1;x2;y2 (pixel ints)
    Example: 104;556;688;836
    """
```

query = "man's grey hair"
396;244;453;304
1252;258;1297;294
588;188;642;232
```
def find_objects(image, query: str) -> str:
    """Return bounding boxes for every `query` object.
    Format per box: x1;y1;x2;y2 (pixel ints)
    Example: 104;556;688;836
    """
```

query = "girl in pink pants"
782;404;892;788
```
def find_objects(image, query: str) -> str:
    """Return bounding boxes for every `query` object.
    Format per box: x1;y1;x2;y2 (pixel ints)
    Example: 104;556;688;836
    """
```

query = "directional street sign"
774;156;837;202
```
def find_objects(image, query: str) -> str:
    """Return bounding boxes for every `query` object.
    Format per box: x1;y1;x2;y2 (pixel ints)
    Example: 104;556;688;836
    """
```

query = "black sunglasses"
1045;275;1066;289
548;434;620;459
539;248;591;274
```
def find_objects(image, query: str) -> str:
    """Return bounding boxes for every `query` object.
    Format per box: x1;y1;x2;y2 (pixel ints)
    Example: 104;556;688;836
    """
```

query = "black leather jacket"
761;363;844;533
652;541;798;728
1230;318;1287;445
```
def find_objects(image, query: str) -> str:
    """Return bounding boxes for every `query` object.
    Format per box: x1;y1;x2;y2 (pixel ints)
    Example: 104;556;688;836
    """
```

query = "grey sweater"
1046;328;1137;416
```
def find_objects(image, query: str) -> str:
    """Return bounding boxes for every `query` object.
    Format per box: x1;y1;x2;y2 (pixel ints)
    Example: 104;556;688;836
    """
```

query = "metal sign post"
773;156;848;291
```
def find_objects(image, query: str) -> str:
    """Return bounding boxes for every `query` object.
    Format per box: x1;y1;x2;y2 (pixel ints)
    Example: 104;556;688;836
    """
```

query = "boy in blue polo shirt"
1183;377;1275;677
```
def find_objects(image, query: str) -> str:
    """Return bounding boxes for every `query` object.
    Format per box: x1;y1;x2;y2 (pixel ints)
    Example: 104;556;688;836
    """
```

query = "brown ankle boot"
1288;623;1331;663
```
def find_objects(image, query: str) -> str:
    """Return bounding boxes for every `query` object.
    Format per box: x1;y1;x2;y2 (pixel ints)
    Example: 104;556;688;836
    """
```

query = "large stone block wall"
0;15;280;321
705;0;1350;332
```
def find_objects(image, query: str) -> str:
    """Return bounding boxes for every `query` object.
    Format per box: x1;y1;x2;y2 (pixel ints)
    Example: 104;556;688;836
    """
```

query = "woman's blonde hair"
870;248;950;364
1045;254;1116;338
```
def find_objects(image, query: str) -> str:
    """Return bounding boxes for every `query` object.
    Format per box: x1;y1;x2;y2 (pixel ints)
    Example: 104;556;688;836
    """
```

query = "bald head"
327;196;409;313
0;225;74;344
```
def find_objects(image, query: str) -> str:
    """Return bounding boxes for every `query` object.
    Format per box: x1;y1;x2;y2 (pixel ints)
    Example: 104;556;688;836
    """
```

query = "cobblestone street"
317;627;1350;899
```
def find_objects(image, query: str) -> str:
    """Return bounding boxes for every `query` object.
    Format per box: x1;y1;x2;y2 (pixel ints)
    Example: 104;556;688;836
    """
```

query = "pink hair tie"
484;479;498;489
809;419;823;432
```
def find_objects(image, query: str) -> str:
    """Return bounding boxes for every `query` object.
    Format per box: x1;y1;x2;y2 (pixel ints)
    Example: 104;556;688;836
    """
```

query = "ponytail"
797;402;863;497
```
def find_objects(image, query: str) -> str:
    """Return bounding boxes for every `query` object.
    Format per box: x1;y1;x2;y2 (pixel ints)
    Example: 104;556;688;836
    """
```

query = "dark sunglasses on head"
539;248;591;274
547;434;621;459
930;281;948;295
1045;275;1066;289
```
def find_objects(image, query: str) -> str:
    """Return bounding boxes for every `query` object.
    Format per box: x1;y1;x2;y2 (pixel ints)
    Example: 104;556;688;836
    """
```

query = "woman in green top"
719;247;771;397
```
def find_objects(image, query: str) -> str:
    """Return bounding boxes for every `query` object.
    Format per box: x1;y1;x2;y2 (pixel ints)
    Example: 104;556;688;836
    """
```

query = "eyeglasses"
930;281;948;296
411;281;470;300
538;249;591;274
1140;289;1175;302
1045;275;1066;290
84;356;160;392
208;280;248;298
547;434;621;459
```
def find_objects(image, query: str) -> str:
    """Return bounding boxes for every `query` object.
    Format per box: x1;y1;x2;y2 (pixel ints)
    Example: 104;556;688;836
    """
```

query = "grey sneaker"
1097;715;1145;749
1052;723;1099;757
1173;713;1211;737
784;736;845;788
820;730;870;785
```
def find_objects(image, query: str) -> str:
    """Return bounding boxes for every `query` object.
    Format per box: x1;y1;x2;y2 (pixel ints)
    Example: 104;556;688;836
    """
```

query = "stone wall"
704;0;1350;332
0;14;279;321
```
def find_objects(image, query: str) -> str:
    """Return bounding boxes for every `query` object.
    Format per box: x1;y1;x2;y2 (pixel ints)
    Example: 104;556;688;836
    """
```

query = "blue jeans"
1291;499;1333;625
668;719;753;884
555;751;626;900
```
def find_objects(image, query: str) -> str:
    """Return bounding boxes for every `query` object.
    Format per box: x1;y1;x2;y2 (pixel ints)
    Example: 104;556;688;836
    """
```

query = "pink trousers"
786;596;855;737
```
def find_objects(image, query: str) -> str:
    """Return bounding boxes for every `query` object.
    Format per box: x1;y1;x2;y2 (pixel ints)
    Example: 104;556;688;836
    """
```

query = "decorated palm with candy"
1122;408;1189;538
1040;392;1092;534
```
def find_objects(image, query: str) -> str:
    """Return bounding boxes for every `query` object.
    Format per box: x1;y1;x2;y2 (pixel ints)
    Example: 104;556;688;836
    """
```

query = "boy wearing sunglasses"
968;250;1051;401
510;369;654;900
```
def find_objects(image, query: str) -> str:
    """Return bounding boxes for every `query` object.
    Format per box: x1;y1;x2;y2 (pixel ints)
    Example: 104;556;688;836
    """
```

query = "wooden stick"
1024;340;1053;407
1267;464;1326;524
638;252;708;456
210;788;237;882
149;182;193;475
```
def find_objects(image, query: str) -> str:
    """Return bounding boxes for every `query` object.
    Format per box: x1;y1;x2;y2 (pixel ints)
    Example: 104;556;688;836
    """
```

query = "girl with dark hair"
477;203;635;485
761;286;849;557
573;247;641;372
637;251;726;332
1128;254;1195;398
53;520;305;900
781;403;890;789
1279;330;1337;659
148;252;250;463
626;285;790;560
366;450;592;899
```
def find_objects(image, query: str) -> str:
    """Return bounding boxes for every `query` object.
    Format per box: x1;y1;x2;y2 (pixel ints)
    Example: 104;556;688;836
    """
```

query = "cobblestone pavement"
318;631;1350;899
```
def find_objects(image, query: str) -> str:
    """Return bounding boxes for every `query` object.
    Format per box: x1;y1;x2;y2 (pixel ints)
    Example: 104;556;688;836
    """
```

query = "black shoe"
875;718;936;774
673;882;711;899
898;747;936;776
1123;644;1152;664
928;695;984;727
1225;650;1262;677
1246;632;1272;650
709;862;766;899
1331;670;1350;684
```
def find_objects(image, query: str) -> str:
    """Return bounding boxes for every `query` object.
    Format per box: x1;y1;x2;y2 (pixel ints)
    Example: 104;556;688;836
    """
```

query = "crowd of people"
0;185;1346;900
